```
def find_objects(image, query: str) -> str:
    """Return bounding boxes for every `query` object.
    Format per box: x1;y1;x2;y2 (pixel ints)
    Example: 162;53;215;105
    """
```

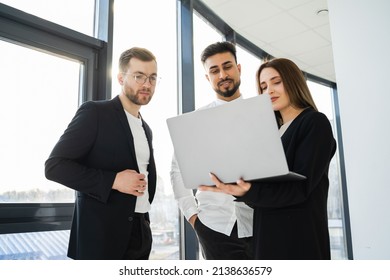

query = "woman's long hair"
256;58;318;126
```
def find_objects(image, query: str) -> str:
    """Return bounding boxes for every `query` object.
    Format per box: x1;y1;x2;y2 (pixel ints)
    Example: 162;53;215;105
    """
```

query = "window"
112;0;179;260
0;40;81;260
235;44;262;98
0;230;70;260
308;81;348;259
1;0;95;37
193;13;224;108
0;40;79;203
0;2;105;260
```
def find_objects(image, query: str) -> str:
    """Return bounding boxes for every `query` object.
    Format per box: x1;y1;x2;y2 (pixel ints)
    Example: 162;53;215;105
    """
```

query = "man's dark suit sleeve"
45;101;115;203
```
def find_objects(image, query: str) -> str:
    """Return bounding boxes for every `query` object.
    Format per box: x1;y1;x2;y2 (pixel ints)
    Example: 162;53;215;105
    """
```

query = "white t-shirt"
125;110;150;213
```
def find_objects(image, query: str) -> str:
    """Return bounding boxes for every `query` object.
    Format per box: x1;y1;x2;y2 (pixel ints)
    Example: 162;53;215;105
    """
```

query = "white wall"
327;0;390;259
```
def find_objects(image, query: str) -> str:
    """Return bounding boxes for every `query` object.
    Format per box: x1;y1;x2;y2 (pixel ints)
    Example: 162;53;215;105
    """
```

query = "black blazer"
45;95;156;259
238;108;336;260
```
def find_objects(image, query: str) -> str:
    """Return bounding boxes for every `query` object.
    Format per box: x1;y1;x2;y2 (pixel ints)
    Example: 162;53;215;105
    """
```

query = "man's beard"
125;88;152;105
215;78;241;98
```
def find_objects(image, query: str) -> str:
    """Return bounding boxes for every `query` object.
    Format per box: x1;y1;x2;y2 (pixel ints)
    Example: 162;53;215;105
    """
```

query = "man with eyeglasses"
171;41;254;259
45;47;159;260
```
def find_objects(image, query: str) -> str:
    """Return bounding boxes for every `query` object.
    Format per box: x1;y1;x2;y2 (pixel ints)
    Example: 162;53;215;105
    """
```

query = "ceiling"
200;0;335;83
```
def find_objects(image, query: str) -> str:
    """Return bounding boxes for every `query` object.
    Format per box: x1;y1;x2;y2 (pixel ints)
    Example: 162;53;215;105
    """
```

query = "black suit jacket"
45;95;156;259
238;108;336;260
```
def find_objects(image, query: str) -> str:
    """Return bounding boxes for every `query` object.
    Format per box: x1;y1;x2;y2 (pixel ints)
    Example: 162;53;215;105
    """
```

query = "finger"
198;185;224;193
132;189;145;196
135;178;147;187
236;179;246;188
209;173;230;190
209;172;221;184
236;179;251;192
134;184;146;191
208;172;232;192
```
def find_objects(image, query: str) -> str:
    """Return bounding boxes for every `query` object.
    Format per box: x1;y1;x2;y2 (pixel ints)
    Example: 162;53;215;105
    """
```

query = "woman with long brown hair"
200;58;337;260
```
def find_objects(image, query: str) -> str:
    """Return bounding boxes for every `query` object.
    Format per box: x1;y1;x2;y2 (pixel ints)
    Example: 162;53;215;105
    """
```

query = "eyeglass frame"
122;72;161;86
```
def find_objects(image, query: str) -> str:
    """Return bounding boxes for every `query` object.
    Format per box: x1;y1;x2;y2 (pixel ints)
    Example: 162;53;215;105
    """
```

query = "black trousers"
123;213;153;260
194;217;254;260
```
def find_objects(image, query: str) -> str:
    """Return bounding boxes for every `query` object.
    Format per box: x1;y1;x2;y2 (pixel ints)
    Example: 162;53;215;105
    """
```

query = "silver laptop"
166;94;306;189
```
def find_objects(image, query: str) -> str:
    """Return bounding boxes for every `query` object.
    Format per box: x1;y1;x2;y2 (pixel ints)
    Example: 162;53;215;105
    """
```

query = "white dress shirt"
170;98;253;238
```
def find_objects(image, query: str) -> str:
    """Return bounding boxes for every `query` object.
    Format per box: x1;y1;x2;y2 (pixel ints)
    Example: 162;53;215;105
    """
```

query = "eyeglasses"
123;72;160;86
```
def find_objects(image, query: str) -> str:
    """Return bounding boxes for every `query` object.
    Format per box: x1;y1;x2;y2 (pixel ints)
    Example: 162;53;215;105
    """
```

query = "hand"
188;214;198;228
112;169;147;196
198;172;251;197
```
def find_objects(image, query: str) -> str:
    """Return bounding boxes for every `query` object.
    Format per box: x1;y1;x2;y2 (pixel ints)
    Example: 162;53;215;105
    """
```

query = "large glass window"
1;0;95;37
0;230;69;260
308;81;348;259
112;0;179;260
235;45;261;98
0;39;82;259
0;40;80;203
193;12;224;108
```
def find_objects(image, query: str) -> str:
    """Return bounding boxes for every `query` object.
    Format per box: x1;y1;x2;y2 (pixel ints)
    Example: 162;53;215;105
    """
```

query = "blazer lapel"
140;116;153;155
112;96;138;166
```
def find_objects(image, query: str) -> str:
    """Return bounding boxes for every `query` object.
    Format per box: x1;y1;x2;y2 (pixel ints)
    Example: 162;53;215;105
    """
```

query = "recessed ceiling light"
316;9;329;16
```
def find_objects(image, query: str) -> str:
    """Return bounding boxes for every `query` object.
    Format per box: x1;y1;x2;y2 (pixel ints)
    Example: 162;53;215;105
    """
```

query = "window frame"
0;1;112;234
